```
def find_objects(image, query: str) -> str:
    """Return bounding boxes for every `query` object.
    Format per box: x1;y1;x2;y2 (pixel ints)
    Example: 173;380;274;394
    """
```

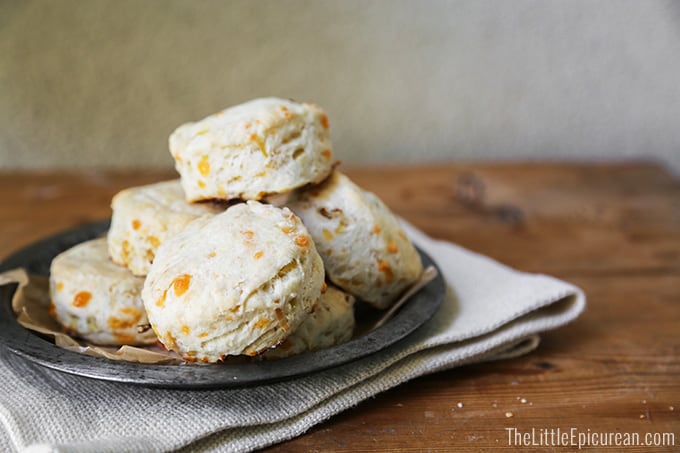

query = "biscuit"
169;97;334;202
141;201;325;362
107;180;224;276
288;171;423;308
263;284;355;359
49;238;156;346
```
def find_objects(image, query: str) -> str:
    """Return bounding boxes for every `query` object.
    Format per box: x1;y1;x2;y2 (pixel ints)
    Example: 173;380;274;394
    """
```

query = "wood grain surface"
1;163;679;451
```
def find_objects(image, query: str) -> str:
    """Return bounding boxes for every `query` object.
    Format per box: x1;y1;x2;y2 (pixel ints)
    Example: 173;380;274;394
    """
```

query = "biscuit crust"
49;238;156;346
169;97;334;201
263;284;355;359
142;201;325;362
107;180;223;276
288;171;423;308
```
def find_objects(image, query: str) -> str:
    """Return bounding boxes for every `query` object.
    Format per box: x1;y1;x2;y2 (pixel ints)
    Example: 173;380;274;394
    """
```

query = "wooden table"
1;163;678;451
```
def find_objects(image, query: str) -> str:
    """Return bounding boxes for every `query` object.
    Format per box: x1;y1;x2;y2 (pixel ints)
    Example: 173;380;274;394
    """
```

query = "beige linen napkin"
0;222;585;453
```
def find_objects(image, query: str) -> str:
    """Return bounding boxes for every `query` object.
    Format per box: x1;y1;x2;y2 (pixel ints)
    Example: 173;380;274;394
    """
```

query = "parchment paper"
1;268;183;364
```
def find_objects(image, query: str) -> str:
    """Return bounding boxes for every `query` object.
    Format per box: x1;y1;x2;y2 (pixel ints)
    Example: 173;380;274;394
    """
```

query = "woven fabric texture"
0;222;585;453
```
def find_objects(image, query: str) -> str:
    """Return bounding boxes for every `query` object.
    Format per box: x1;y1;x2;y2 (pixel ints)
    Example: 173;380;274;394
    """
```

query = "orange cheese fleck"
121;240;131;260
378;260;394;282
254;317;270;329
198;332;209;338
197;180;206;189
198;155;211;176
387;240;399;254
208;251;217;258
280;225;294;234
180;325;191;335
250;134;268;157
132;219;141;230
322;149;332;160
156;289;167;308
72;291;92;307
108;316;135;330
148;236;161;248
172;274;191;297
120;307;141;319
295;235;310;247
372;224;382;234
320;114;329;129
280;105;292;119
145;248;155;263
254;251;264;260
56;282;64;292
243;230;255;241
165;331;177;349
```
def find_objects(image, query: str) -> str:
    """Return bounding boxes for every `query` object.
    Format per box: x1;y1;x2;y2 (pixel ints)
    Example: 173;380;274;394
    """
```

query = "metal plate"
0;220;445;389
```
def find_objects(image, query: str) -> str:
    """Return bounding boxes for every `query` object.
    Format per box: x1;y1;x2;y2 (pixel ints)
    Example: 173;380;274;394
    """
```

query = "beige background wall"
1;0;679;172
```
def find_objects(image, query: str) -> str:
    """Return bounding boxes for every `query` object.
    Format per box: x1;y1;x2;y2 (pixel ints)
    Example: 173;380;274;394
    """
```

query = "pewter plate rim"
0;220;445;389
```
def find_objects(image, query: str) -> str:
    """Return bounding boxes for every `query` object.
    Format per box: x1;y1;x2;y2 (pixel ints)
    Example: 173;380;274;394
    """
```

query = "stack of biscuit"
49;97;423;363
